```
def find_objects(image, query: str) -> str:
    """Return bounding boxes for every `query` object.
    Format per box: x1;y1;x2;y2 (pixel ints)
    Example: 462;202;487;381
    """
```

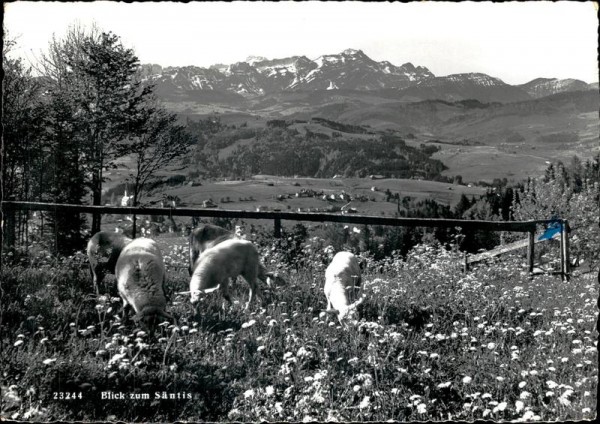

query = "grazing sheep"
188;223;285;286
188;224;234;275
189;239;270;310
324;251;365;324
87;231;132;295
115;237;173;330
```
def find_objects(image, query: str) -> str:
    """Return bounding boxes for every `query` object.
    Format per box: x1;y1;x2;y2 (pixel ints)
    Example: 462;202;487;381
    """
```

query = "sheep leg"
244;278;259;311
121;299;131;323
221;278;233;310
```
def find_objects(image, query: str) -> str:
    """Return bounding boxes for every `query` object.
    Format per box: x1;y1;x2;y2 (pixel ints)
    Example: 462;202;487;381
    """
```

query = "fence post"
274;218;282;238
561;219;570;281
2;202;16;251
527;229;535;274
463;251;469;273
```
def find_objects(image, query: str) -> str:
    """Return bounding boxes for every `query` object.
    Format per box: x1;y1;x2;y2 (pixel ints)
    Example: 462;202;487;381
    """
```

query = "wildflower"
493;402;507;413
482;393;492;399
518;381;527;388
546;380;558;389
416;403;427;414
265;386;275;396
359;396;371;409
515;400;524;413
243;389;255;399
437;382;452;389
14;340;24;347
558;396;571;406
487;342;496;350
297;347;309;358
42;358;56;365
391;388;399;395
242;320;256;329
521;410;535;421
257;345;266;352
462;376;472;384
546;391;555;397
496;376;505;382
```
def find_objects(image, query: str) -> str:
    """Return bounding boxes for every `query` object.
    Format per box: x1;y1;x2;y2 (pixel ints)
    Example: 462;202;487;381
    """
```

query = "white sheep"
189;239;270;310
324;251;365;324
115;237;173;329
188;223;285;286
87;231;132;295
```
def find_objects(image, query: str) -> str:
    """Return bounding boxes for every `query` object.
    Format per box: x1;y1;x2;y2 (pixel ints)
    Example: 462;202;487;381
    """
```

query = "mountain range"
140;48;598;104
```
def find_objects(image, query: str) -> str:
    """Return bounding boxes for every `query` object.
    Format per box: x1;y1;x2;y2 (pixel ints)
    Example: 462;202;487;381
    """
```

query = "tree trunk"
91;169;102;234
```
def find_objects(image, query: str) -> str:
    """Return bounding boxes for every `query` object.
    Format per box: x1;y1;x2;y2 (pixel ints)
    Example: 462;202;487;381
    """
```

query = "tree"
118;107;195;236
39;25;155;234
2;36;50;251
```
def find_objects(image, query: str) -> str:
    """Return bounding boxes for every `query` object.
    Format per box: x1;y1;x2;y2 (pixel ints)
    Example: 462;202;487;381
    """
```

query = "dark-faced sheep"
188;224;233;275
115;237;173;330
189;239;271;310
87;231;132;295
324;251;365;324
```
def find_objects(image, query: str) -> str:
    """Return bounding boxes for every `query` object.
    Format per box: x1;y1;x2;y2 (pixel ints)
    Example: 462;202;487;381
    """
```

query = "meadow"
0;230;597;422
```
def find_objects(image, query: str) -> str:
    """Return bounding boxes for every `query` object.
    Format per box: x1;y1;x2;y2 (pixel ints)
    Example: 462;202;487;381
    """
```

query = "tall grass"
1;239;597;421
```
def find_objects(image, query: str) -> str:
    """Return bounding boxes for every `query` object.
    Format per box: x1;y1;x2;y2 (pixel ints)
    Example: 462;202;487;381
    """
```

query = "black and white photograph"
1;1;598;422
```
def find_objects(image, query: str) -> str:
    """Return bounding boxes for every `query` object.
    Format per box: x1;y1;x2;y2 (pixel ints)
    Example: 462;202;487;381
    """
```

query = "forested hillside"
184;117;446;180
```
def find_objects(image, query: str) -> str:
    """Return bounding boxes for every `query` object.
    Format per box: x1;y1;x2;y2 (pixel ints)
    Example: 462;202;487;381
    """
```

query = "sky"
4;1;599;85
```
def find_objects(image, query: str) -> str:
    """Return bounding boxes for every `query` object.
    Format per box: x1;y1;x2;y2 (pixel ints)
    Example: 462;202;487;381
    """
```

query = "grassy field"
1;233;597;421
103;170;487;216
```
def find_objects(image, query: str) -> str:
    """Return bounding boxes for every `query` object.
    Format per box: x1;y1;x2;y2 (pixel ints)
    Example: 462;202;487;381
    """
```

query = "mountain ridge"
140;48;597;104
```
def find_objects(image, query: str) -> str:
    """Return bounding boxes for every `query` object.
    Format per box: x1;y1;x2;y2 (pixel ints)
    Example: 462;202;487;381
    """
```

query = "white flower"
359;396;371;409
265;386;275;396
546;380;558;389
416;403;427;414
243;389;255;399
518;381;527;388
42;358;56;365
462;376;472;384
515;400;524;413
437;382;452;389
241;320;256;329
519;391;531;399
521;410;535;421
